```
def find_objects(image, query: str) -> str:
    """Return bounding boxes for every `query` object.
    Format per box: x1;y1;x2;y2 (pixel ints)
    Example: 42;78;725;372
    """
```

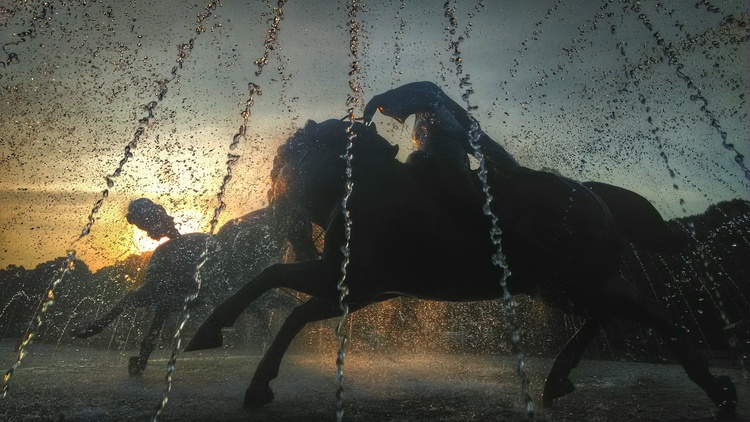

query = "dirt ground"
1;341;747;421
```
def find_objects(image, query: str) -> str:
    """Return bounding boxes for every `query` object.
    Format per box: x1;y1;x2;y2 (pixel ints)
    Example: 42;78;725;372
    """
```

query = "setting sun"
132;208;207;253
132;227;169;253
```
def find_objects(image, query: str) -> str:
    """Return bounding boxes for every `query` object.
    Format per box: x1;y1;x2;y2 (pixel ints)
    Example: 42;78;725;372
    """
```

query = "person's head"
411;112;433;150
126;198;179;240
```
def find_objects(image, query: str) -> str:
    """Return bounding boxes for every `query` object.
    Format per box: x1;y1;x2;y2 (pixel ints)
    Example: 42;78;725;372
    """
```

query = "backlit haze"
1;0;748;271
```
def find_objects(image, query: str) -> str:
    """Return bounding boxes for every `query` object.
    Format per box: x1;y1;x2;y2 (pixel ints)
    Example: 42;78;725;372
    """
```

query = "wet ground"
1;340;747;421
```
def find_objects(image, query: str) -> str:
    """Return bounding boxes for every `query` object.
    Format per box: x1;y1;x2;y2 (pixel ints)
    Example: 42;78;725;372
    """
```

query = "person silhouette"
71;198;315;375
125;197;182;241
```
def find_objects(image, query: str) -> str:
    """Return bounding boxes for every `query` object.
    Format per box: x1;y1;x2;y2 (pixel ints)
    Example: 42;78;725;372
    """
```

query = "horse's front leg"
185;259;340;352
246;295;391;409
542;317;606;406
246;296;344;408
128;308;169;376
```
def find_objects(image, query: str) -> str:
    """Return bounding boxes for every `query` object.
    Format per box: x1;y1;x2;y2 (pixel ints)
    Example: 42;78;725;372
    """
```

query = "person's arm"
364;81;519;174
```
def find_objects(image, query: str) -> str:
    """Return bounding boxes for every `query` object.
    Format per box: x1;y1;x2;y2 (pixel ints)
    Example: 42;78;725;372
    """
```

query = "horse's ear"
357;122;399;158
303;120;318;134
353;120;379;138
388;143;399;158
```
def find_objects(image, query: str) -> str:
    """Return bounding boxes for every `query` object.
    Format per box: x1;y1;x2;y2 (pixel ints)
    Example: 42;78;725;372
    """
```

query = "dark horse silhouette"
185;82;737;414
69;198;316;376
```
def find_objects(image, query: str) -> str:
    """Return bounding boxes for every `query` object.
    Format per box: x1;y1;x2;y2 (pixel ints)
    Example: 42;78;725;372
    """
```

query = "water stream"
152;56;266;422
443;1;534;419
336;2;365;420
0;1;748;420
1;0;222;399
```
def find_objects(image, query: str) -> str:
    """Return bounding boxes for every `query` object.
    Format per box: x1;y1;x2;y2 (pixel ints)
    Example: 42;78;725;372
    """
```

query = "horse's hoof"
542;376;575;407
128;356;146;377
710;375;737;415
184;323;224;352
244;384;274;409
69;325;100;339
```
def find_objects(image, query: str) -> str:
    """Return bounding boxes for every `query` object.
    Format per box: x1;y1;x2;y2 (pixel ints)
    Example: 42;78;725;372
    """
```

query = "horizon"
1;1;748;271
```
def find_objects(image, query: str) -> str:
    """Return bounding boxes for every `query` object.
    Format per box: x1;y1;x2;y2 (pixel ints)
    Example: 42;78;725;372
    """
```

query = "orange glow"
132;226;168;253
132;208;206;253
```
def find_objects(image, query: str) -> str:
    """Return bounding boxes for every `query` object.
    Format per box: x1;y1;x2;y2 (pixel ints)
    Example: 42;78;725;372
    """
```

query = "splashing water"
391;0;406;86
118;308;143;352
1;0;223;399
336;1;364;420
443;2;535;420
0;1;747;419
0;291;31;321
631;7;750;182
0;291;31;341
106;308;123;351
633;92;687;213
54;297;97;356
0;1;53;68
468;107;535;422
152;82;262;421
3;249;75;398
254;1;286;77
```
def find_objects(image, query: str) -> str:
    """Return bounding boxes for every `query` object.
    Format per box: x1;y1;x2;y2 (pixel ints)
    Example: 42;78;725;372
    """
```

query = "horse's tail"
583;181;690;254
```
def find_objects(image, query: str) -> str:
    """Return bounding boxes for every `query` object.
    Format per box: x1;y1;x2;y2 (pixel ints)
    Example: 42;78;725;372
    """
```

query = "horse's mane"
268;119;398;204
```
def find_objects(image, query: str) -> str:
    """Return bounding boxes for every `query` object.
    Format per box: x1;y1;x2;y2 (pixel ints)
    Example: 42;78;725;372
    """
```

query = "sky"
0;0;748;271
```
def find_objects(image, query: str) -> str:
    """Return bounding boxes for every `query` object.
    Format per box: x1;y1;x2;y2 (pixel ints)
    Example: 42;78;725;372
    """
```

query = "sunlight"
132;208;207;253
171;209;206;235
133;227;168;253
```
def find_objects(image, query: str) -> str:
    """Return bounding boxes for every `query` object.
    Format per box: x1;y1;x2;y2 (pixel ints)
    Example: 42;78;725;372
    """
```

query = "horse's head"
268;119;398;227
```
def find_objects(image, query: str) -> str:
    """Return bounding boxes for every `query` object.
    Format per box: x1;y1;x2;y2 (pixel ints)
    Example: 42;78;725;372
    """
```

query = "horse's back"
584;181;686;253
488;169;624;282
216;208;287;272
332;156;503;301
141;233;221;310
335;159;625;301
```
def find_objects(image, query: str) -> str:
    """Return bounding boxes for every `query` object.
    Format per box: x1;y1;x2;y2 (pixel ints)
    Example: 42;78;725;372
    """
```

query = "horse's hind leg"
185;260;340;352
69;291;141;338
542;317;607;406
598;275;737;413
128;309;168;376
245;296;344;408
